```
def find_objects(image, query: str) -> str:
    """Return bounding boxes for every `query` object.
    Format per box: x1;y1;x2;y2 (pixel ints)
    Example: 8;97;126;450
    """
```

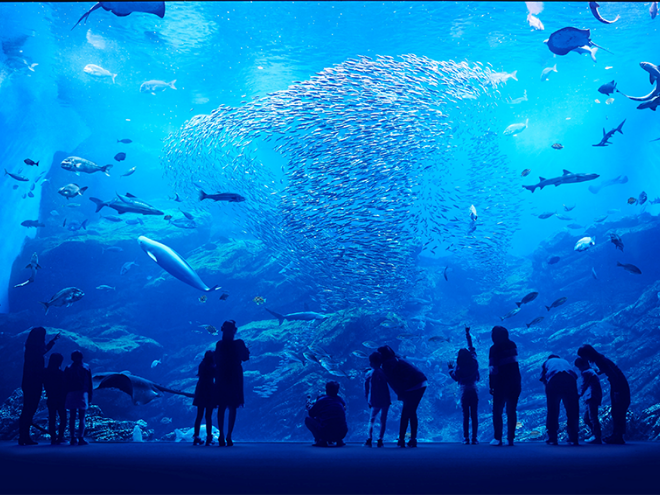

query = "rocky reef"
1;210;659;443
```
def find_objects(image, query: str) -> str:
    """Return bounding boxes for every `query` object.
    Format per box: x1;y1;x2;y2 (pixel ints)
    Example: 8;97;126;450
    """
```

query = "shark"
89;193;164;216
14;252;41;288
618;62;660;101
266;308;328;325
592;119;625;147
523;170;600;193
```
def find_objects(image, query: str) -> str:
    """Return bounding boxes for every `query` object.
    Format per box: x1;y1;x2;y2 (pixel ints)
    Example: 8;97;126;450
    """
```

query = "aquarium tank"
1;1;660;445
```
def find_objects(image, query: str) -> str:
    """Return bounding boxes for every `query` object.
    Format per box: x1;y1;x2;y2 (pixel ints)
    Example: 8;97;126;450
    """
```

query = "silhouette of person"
575;357;602;444
578;344;630;444
488;325;521;446
377;345;427;448
193;350;216;445
18;326;59;445
364;352;391;447
448;326;480;445
64;350;92;445
305;381;348;447
540;355;579;446
43;353;67;445
214;320;249;447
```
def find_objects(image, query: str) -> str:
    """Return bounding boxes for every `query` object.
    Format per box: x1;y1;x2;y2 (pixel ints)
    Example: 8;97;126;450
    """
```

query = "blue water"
1;2;659;442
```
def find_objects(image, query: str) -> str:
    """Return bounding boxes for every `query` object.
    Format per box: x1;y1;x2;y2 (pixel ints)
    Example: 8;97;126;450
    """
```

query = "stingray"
93;371;194;406
545;27;610;56
72;2;165;30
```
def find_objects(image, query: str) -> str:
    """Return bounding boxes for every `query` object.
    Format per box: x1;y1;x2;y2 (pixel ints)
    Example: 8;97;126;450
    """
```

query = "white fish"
503;119;528;136
527;12;544;30
572;45;598;63
594;99;601;104
489;70;518;85
86;29;106;50
83;64;116;83
540;64;557;81
140;79;177;94
151;359;161;369
469;204;477;221
605;98;614;105
525;1;544;15
574;236;595;252
592;267;598;280
508;90;528;104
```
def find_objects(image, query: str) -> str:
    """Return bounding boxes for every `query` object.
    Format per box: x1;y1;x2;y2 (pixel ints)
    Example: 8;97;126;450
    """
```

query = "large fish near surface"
40;287;84;314
140;79;177;94
618;62;660;102
503;119;528;135
83;64;117;83
72;2;165;30
14;252;41;288
138;236;220;292
523;170;599;193
61;156;112;176
265;308;328;325
89;193;163;215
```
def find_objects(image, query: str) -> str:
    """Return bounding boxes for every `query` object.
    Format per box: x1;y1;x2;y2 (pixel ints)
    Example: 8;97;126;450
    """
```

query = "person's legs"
408;388;425;442
226;407;237;445
546;382;560;443
19;385;41;443
564;380;580;444
69;409;77;443
492;392;505;442
378;406;389;441
77;409;86;438
588;401;601;441
367;406;380;440
609;392;630;442
217;406;226;445
48;405;57;441
469;392;479;441
193;406;204;438
57;406;67;442
461;395;470;441
305;416;325;445
205;407;214;443
505;389;520;444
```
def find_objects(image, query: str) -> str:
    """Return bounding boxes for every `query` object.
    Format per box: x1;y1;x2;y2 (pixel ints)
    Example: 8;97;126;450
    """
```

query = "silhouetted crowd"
18;322;630;448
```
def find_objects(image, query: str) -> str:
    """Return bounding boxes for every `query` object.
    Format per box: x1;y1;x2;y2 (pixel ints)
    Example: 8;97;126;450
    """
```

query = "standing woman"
19;327;59;445
214;320;250;447
488;325;522;446
377;345;428;448
577;344;630;444
193;351;216;445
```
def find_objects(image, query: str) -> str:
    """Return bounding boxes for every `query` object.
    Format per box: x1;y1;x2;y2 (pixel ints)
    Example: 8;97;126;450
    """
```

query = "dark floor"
1;441;658;495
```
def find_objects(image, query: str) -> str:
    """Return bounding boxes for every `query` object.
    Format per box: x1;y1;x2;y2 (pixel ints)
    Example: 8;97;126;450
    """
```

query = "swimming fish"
117;139;132;144
526;316;544;328
138;236;221;292
551;143;563;150
546;297;568;311
114;152;126;162
547;256;560;265
598;81;617;96
616;262;641;275
609;233;624;252
140;79;177;94
500;307;521;321
516;291;539;308
199;190;246;202
24;158;39;166
5;169;29;182
521;169;531;177
574;237;595;252
83;64;117;83
540;65;557;81
61;156;112;176
503;119;528;135
40;287;85;314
